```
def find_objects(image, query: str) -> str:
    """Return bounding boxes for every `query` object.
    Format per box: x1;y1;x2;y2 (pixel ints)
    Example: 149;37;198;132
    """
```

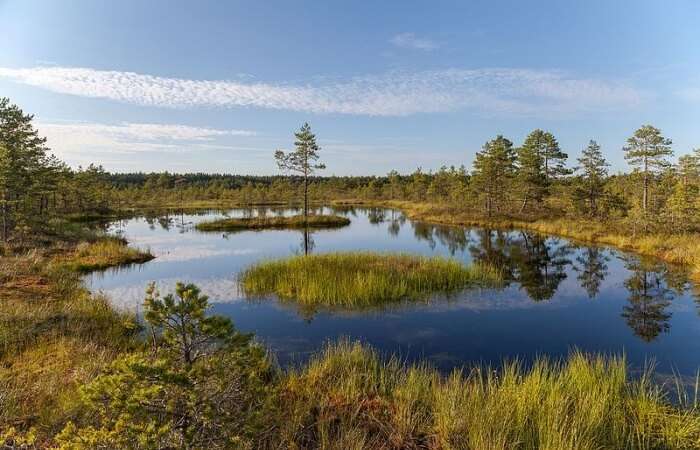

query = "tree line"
105;122;698;233
3;96;699;244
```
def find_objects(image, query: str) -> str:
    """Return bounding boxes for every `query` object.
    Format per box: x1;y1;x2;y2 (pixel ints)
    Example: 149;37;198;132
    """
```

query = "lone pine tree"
274;123;325;221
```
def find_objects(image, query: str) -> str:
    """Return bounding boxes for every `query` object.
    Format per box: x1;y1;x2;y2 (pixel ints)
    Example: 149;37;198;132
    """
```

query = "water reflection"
574;247;609;298
85;207;700;375
409;221;685;340
621;257;673;342
428;226;573;301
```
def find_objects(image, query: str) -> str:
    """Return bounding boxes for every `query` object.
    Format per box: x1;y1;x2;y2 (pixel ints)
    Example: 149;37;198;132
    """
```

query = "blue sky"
1;0;699;175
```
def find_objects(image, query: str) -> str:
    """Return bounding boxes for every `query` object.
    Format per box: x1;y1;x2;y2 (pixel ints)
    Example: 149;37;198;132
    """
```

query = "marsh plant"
195;214;350;232
275;340;700;449
239;252;503;309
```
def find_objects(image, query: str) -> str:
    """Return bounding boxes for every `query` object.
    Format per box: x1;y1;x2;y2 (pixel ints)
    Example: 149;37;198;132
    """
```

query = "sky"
1;0;699;175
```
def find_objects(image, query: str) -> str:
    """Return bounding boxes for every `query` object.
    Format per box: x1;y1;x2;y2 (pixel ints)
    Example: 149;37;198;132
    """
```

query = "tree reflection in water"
621;257;673;342
469;229;513;274
367;207;387;225
574;247;609;299
508;232;571;302
410;222;471;254
387;210;405;237
296;227;314;256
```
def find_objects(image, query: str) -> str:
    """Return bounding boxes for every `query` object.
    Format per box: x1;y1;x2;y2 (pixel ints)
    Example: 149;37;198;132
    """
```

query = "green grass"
60;237;154;272
239;252;503;309
195;214;350;231
276;340;700;449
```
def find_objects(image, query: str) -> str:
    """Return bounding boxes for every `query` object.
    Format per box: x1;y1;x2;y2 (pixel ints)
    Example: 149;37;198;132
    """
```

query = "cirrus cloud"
35;121;259;166
390;32;441;51
0;65;643;117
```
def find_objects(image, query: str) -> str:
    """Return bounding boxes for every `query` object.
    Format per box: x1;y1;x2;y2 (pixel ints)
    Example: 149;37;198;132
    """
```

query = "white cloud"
36;121;257;163
390;32;440;51
0;66;643;117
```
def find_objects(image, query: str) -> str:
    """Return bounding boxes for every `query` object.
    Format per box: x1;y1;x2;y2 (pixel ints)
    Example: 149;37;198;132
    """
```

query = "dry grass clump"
196;214;350;231
61;237;153;272
240;252;502;309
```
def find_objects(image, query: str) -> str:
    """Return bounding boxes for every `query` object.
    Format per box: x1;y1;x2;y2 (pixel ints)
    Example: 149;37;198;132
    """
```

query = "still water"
86;207;700;377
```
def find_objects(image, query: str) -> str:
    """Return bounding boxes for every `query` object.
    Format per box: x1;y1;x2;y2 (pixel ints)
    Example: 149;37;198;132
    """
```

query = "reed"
239;252;503;308
275;340;700;449
196;214;350;231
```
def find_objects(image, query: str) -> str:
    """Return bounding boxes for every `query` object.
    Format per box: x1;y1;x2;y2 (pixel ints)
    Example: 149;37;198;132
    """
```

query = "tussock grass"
60;237;154;272
196;214;350;231
240;252;502;309
276;340;700;449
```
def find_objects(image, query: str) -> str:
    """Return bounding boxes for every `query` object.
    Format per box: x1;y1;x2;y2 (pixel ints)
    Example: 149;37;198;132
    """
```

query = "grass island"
195;214;350;232
239;251;503;308
61;237;154;272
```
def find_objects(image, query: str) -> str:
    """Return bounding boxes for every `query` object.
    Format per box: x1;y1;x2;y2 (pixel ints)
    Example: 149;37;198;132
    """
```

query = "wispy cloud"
677;87;700;102
36;121;257;163
0;66;643;117
390;32;440;51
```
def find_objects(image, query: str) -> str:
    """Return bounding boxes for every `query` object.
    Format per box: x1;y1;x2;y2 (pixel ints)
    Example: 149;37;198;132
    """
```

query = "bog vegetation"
3;96;700;448
240;252;502;309
196;214;350;232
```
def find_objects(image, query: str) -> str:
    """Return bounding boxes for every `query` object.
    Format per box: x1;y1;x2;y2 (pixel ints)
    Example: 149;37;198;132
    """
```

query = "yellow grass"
59;237;154;272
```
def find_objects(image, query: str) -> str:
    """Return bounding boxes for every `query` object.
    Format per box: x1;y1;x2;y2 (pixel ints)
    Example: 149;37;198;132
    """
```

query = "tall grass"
60;237;154;272
275;340;700;449
196;214;350;231
240;252;503;309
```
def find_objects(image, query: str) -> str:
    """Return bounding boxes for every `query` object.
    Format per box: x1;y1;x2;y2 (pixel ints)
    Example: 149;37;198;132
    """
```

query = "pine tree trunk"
1;200;7;242
642;158;648;213
303;173;308;222
520;196;528;214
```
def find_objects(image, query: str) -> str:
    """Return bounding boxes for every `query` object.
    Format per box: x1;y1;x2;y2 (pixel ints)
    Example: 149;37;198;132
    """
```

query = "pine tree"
677;152;700;186
623;125;673;213
666;180;698;229
471;135;516;216
516;135;546;212
387;170;401;199
575;140;609;215
57;282;272;449
0;97;51;241
274;123;325;220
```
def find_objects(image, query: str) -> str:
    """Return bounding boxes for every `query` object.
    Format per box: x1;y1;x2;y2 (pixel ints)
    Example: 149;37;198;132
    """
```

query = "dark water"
86;207;700;378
